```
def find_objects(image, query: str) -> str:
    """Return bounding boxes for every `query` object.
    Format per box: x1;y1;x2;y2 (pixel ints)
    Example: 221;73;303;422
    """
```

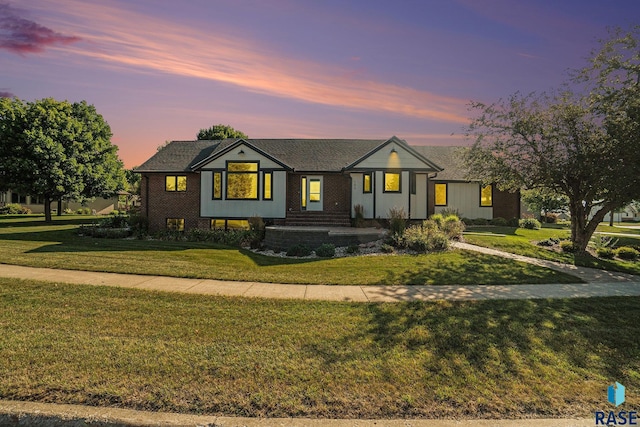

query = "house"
0;190;135;215
135;136;520;232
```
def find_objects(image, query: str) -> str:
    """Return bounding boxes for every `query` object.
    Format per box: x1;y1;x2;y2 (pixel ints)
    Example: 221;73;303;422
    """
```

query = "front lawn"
1;279;637;418
0;216;581;285
464;225;640;275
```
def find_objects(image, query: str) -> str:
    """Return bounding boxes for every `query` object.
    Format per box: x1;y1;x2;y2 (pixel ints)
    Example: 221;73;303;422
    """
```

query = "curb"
0;400;594;427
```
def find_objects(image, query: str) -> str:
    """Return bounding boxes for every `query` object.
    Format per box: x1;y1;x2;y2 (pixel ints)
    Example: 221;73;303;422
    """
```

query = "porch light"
238;149;245;155
390;147;397;154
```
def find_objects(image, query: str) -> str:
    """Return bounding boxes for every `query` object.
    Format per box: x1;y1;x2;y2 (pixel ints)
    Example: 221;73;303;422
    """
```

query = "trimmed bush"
543;213;559;223
471;218;489;226
430;213;444;228
519;218;542;230
490;217;508;226
507;217;520;227
596;247;616;259
537;239;555;247
315;243;336;258
616;246;639;261
286;244;312;257
560;241;577;253
401;224;450;253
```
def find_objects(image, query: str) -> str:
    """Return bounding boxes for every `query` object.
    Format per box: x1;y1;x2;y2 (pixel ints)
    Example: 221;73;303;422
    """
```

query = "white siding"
410;173;428;219
434;182;492;219
352;142;430;169
350;173;374;218
198;143;284;170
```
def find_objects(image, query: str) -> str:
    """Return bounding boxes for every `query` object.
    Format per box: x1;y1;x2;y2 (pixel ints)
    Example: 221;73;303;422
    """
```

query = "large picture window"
384;172;401;193
226;162;258;200
434;183;447;206
480;185;493;207
166;175;187;192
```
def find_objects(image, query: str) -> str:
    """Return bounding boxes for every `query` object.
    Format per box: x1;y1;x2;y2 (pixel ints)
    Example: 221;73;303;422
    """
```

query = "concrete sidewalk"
0;242;639;301
0;399;594;427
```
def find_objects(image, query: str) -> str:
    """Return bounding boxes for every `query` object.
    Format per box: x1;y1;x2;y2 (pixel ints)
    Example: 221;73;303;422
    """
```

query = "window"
226;162;258;200
211;219;250;230
363;173;372;193
166;218;185;231
263;172;272;200
11;193;26;204
384;172;401;193
309;179;321;202
434;183;447;206
212;172;222;199
166;175;187;192
301;177;307;209
480;185;493;207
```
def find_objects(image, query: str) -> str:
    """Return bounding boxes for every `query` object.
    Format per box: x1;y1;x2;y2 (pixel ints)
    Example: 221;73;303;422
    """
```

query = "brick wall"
493;188;521;220
140;173;201;232
286;173;351;214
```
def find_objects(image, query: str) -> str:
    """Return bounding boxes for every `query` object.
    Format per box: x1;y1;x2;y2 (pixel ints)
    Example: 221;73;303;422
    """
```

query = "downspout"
144;174;149;218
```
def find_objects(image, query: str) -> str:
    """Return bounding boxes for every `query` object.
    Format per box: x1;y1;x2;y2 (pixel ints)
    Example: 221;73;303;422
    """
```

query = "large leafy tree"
0;97;126;222
464;26;640;252
196;124;247;140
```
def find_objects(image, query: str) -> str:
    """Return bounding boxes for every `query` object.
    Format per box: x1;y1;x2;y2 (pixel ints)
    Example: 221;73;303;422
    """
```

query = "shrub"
507;217;520;227
99;214;129;229
286;244;312;257
401;224;450;253
442;215;465;240
346;244;360;254
537;239;555;247
380;243;395;253
490;217;508;226
519;218;542;230
543;212;559;224
315;243;336;258
128;214;149;238
590;235;618;251
388;207;407;236
560;241;577;253
0;203;30;214
596;247;616;259
616;246;639;261
439;208;460;218
110;210;120;216
471;218;489;226
430;213;444;228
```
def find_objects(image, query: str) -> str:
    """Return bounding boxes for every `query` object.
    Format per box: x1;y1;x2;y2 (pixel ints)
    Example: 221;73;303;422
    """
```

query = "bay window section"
226;162;258;200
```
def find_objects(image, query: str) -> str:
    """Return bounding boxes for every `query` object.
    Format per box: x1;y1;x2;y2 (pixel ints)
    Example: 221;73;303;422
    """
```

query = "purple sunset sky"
1;0;639;168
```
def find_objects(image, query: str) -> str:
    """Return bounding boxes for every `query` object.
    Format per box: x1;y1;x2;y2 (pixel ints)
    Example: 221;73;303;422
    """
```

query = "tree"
463;27;640;252
521;188;569;220
0;97;126;222
196;124;247;140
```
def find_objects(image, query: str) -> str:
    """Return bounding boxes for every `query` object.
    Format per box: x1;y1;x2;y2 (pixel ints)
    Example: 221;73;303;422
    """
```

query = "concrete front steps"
285;211;351;227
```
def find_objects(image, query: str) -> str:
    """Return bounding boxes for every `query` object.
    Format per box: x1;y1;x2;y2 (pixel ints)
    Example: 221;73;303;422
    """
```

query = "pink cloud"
28;1;470;124
0;2;80;55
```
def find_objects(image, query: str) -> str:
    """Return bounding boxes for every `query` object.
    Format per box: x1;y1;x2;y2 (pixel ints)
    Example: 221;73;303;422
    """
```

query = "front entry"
301;176;323;211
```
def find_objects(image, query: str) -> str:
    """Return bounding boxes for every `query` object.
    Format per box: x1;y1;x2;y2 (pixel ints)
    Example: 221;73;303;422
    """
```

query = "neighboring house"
136;136;521;232
0;190;134;214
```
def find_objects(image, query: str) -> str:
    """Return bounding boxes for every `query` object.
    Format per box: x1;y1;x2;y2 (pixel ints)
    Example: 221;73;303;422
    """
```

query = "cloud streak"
0;2;80;54
30;1;469;124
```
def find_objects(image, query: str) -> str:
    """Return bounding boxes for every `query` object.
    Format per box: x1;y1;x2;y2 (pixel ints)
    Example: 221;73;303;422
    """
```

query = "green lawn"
1;279;638;418
464;225;640;275
0;216;581;285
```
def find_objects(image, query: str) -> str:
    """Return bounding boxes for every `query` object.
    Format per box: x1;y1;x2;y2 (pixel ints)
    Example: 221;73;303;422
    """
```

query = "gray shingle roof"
136;139;469;176
411;145;472;181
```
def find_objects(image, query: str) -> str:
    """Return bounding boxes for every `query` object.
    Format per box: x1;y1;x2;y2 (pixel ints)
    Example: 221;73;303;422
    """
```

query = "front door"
302;176;323;211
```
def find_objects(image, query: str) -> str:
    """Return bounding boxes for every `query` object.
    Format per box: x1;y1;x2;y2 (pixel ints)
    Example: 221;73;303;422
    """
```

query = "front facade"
136;137;520;232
